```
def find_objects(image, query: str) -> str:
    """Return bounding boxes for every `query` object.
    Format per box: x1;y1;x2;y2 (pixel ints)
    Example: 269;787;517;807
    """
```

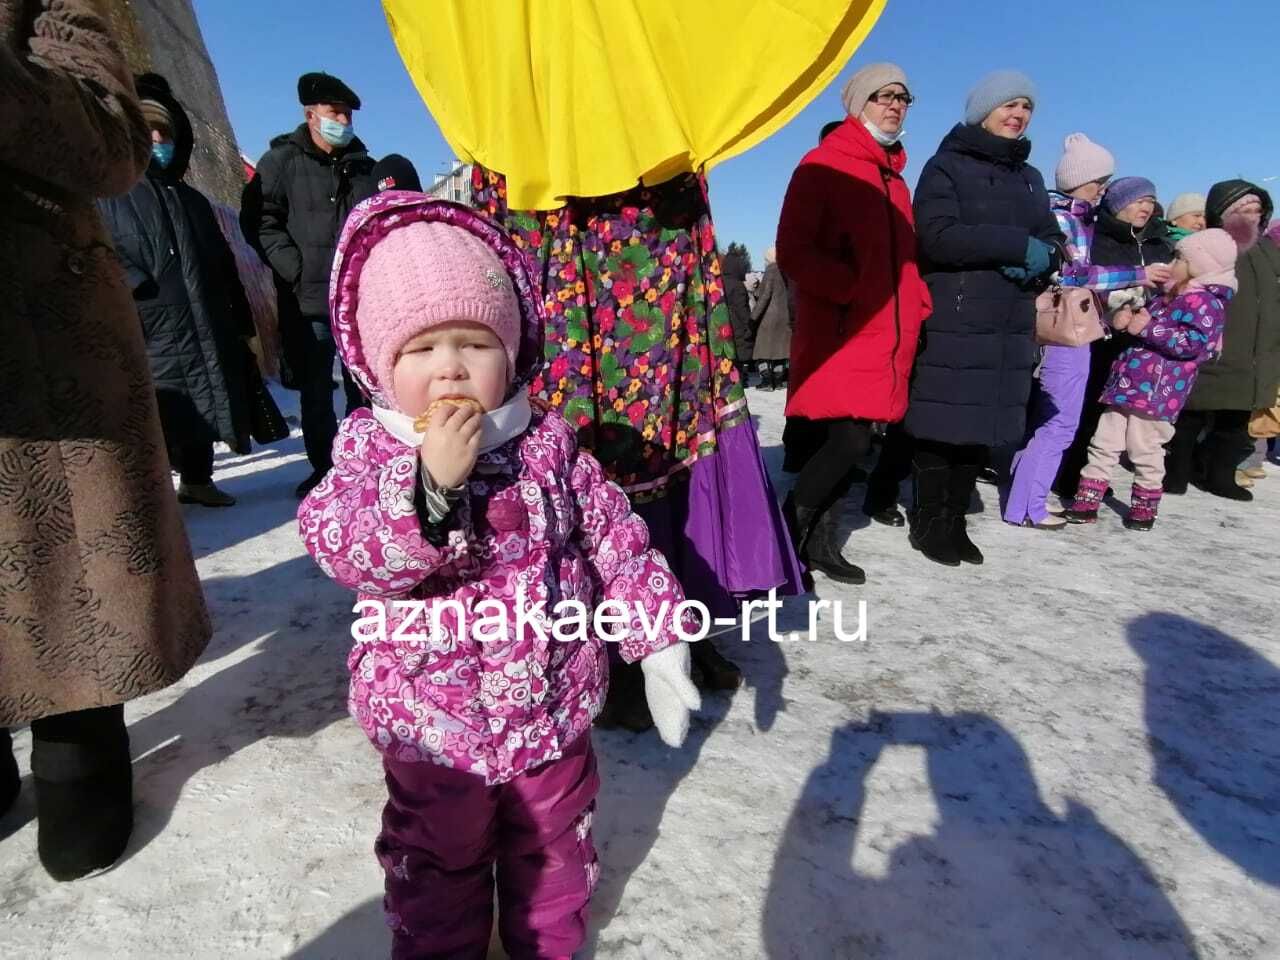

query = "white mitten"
640;643;702;747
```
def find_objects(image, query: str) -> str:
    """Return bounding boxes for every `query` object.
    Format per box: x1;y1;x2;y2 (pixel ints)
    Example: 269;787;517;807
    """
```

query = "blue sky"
195;0;1278;266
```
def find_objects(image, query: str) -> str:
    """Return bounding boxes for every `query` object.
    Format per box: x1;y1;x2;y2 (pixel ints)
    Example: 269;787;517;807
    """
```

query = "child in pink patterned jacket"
298;194;700;959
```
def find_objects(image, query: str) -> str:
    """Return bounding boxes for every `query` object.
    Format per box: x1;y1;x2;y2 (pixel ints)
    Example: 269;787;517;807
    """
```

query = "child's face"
392;321;509;416
1167;256;1193;292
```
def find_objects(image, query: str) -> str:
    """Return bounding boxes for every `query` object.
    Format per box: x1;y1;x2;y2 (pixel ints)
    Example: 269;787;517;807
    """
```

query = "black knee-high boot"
31;704;132;881
1;728;18;817
946;462;984;565
909;455;961;567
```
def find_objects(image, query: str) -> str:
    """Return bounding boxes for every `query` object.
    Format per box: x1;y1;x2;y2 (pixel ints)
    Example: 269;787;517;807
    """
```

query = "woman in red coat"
778;62;930;583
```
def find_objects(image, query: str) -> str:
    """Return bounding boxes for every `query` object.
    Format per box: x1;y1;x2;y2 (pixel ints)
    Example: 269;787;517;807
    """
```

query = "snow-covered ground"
2;384;1278;959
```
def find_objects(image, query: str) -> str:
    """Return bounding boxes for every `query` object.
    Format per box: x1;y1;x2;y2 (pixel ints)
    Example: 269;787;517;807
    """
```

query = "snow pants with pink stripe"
377;732;600;960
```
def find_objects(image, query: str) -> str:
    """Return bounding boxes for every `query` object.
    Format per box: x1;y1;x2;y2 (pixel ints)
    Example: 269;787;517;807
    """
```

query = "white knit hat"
1167;193;1206;223
1055;133;1115;192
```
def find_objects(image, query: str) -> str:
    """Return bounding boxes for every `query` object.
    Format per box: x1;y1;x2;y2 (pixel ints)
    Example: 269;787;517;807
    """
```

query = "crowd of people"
775;63;1279;573
2;2;1276;957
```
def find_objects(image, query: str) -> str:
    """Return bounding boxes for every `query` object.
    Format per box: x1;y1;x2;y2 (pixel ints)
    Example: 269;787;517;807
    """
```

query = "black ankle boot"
31;706;133;881
1;729;19;818
801;506;866;584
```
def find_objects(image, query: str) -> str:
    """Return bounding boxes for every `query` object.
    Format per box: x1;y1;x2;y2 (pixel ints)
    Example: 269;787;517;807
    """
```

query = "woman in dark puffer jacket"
904;70;1063;567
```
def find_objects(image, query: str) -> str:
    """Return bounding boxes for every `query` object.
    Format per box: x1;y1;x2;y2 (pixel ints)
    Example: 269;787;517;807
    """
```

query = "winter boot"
908;466;960;567
1123;484;1162;532
1064;476;1109;524
801;505;866;584
177;481;236;507
691;638;744;690
1198;451;1254;502
1;729;18;819
31;705;133;881
946;464;984;565
758;364;775;392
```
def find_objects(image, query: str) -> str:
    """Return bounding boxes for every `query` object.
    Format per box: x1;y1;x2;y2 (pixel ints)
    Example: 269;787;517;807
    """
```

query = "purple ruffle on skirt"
634;418;805;620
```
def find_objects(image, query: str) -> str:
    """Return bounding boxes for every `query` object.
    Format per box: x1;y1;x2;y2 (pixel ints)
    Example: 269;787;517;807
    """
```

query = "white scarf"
370;392;532;455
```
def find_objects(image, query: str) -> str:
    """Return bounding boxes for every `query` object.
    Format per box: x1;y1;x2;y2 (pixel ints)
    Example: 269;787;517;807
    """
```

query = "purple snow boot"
1123;484;1162;532
1064;476;1108;524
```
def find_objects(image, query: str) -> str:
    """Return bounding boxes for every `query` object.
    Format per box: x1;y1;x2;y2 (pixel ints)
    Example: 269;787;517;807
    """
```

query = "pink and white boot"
1123;484;1162;532
1064;476;1108;524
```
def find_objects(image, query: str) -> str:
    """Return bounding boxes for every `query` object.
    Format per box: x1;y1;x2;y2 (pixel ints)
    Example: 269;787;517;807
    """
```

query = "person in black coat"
99;74;253;507
240;71;376;497
1054;177;1175;499
904;71;1063;567
721;250;755;381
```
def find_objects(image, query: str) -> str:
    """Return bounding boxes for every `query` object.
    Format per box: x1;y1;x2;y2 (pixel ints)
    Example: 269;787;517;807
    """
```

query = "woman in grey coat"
751;245;793;389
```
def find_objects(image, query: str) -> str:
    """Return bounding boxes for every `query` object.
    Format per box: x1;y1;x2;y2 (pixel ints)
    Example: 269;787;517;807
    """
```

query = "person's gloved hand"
641;643;701;747
1000;265;1030;283
1024;237;1054;277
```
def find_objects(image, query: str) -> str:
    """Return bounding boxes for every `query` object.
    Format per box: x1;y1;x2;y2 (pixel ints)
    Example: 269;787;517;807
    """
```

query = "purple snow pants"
377;732;600;960
1005;343;1091;525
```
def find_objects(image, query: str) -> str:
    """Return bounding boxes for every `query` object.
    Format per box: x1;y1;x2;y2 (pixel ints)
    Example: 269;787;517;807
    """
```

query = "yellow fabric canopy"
382;0;888;210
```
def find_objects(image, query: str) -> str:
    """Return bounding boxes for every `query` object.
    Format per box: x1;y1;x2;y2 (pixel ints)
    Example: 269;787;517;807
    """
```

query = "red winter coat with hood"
778;117;930;421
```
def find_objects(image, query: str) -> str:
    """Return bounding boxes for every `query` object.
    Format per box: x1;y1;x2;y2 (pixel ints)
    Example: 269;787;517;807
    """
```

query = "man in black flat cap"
241;71;377;497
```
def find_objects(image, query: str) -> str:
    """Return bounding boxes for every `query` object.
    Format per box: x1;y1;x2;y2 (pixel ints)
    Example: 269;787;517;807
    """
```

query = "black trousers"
172;442;214;485
864;422;915;514
298;317;340;474
792;419;872;511
341;363;368;416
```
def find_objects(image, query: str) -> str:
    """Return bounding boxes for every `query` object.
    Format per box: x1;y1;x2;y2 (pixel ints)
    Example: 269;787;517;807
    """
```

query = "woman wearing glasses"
902;71;1064;566
777;63;931;584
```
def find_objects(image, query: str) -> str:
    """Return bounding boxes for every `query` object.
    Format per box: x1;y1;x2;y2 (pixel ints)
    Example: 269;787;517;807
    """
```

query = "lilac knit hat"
1103;177;1158;214
354;220;521;402
1055;133;1115;192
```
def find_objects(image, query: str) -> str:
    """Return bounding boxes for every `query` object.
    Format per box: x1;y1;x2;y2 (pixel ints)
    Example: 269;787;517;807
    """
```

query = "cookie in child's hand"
414;397;485;433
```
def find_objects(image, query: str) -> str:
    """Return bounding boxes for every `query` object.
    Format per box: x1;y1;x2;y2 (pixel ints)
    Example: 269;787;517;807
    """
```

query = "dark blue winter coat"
903;123;1064;448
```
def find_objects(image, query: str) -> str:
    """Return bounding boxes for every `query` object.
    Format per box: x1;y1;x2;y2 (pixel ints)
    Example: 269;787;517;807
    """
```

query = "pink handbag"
1035;286;1106;347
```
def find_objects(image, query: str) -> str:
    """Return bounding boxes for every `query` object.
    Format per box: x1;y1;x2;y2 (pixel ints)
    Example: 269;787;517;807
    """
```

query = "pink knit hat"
1054;133;1115;193
1177;228;1238;292
354;220;521;401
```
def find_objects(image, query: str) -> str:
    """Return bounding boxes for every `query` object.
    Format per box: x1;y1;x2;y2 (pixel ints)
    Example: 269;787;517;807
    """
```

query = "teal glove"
1024;237;1053;277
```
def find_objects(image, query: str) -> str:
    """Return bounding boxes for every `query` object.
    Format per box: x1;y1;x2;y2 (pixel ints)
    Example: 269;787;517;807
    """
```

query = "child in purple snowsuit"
1004;135;1168;529
1065;227;1238;530
298;194;700;959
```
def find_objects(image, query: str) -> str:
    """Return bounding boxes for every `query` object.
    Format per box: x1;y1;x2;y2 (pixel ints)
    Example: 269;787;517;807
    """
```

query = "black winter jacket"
904;124;1063;447
240;125;376;318
1189;181;1280;411
722;252;754;365
99;78;252;453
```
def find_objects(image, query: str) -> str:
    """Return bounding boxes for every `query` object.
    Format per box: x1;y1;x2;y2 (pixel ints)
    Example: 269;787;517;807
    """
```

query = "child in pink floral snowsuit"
298;194;700;959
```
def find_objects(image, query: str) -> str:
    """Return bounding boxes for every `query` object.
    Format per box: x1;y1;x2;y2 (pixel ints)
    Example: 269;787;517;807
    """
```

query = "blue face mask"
318;117;354;148
151;142;175;169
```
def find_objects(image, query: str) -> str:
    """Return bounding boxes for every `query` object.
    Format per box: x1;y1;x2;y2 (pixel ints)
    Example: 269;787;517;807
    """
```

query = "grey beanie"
964;70;1037;125
841;62;910;117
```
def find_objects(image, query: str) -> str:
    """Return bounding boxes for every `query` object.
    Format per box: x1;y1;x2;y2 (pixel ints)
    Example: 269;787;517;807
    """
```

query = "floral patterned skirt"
472;167;802;612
